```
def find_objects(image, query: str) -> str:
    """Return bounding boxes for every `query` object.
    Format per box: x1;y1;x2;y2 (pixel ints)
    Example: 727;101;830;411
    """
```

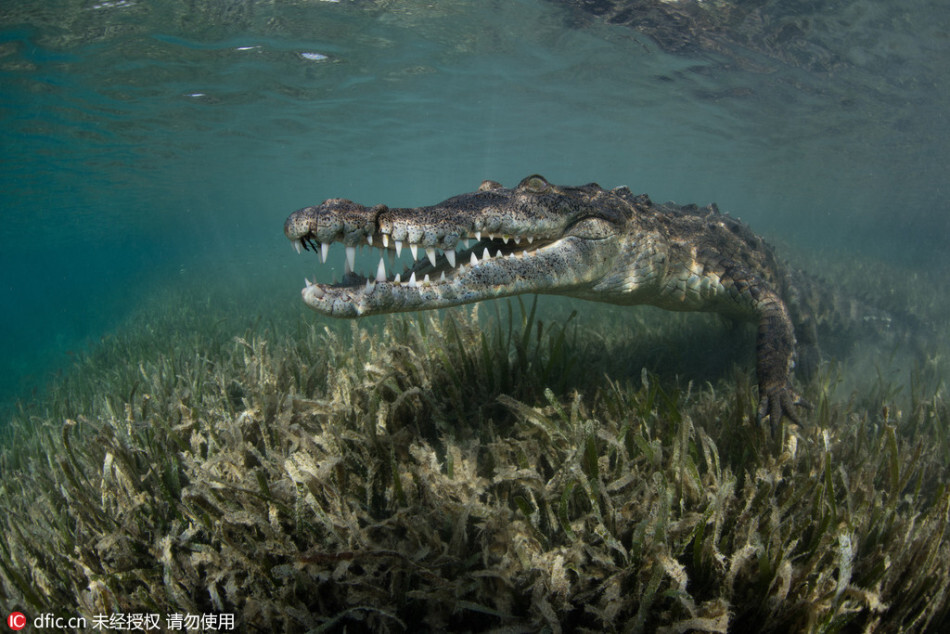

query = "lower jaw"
302;277;479;317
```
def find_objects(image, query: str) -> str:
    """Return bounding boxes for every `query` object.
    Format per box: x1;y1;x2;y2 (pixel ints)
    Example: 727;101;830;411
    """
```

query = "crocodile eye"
520;175;550;193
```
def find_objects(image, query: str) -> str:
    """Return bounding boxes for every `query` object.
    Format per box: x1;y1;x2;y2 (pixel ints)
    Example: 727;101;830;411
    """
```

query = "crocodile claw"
757;385;812;437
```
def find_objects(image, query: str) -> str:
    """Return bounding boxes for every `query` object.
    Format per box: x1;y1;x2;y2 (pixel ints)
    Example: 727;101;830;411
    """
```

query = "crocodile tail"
782;267;926;379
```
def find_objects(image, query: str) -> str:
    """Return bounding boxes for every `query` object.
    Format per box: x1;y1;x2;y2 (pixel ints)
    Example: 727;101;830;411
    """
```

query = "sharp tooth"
367;235;374;246
426;247;437;267
496;249;504;258
482;247;491;260
502;235;510;244
410;243;418;260
395;240;403;257
394;273;401;284
463;239;471;249
475;231;481;241
375;257;387;283
458;263;466;274
345;246;356;272
470;252;479;266
303;284;324;299
527;236;534;244
488;233;495;241
423;274;430;286
293;241;302;254
446;249;456;267
304;278;313;287
440;271;446;282
514;235;522;244
408;272;417;287
365;280;375;294
320;242;329;263
382;233;389;248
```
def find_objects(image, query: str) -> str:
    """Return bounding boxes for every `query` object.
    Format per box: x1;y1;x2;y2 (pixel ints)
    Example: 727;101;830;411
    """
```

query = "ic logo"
7;612;26;630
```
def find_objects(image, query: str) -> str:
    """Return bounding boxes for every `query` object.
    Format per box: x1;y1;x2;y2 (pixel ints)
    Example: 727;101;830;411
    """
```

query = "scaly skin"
284;175;811;432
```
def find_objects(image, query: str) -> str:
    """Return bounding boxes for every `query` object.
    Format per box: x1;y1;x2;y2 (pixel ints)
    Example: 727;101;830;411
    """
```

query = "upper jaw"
284;196;565;253
284;197;566;293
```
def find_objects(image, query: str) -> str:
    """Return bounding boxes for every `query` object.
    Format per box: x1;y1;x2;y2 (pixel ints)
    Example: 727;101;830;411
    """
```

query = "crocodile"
284;174;824;432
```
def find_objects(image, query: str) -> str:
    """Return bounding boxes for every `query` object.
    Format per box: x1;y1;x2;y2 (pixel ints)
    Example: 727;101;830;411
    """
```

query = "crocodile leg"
754;290;810;434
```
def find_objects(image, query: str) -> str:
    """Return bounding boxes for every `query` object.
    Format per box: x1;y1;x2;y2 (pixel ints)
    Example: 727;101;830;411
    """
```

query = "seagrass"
1;263;948;632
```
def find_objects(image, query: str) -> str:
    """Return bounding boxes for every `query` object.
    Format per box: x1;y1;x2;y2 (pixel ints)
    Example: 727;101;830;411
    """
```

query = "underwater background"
2;0;948;413
2;1;950;631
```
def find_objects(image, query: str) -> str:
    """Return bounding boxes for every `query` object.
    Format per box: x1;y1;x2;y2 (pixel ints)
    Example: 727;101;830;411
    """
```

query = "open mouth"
290;229;554;296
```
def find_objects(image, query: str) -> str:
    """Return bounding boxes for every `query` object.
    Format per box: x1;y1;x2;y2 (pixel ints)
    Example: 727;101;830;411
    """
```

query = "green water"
2;0;949;413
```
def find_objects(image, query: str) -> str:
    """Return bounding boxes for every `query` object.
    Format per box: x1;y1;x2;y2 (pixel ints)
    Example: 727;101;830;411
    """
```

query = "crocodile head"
284;175;631;317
